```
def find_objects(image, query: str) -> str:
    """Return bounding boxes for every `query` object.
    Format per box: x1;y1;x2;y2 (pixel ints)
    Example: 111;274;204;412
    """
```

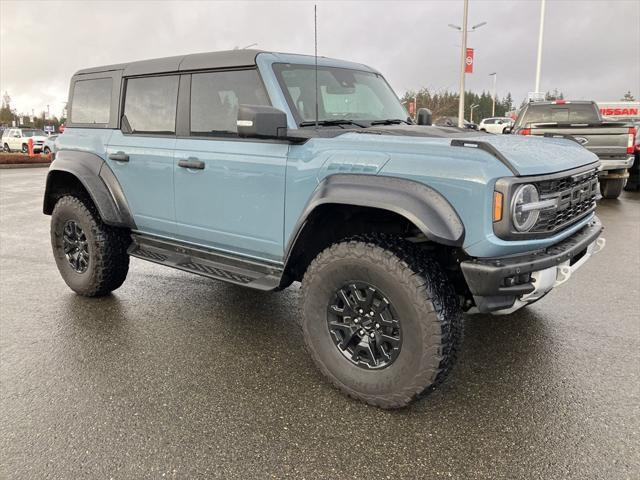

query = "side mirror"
237;105;288;139
502;126;513;134
416;108;432;126
13;133;21;138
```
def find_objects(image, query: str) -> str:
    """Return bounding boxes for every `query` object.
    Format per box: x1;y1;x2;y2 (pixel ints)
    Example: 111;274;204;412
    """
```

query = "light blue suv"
44;50;605;408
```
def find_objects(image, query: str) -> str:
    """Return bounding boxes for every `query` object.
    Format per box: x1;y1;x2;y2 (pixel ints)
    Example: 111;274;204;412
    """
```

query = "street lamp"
449;3;487;128
534;0;546;95
469;103;479;123
489;72;497;117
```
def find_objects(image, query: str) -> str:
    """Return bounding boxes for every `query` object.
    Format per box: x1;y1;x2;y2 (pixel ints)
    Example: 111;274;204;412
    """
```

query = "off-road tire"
51;195;130;296
300;234;463;409
3;143;10;153
600;178;625;199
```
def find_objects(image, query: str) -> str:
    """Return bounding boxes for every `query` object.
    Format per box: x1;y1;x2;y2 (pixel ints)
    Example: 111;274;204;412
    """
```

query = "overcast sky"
1;0;639;118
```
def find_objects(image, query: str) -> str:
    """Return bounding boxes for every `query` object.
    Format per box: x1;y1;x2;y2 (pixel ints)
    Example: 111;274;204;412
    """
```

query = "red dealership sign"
464;48;474;74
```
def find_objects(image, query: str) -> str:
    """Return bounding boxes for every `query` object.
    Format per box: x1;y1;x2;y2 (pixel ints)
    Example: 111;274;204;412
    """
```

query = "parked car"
434;116;478;130
42;134;58;156
44;50;605;408
479;117;514;134
511;100;636;199
2;127;47;153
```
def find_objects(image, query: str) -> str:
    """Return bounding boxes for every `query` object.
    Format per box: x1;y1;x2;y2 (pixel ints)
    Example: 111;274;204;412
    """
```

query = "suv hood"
340;125;599;176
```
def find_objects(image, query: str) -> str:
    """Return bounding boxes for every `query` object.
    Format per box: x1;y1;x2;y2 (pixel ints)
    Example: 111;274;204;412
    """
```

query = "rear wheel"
43;146;51;155
300;234;463;409
21;143;28;153
600;178;625;199
51;195;130;296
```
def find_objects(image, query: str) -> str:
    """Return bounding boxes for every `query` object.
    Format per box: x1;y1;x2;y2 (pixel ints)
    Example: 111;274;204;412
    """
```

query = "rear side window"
483;119;495;124
190;70;270;136
124;76;179;134
71;78;112;124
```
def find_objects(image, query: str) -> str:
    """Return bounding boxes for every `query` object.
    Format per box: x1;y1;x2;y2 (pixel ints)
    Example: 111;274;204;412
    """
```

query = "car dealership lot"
1;168;638;479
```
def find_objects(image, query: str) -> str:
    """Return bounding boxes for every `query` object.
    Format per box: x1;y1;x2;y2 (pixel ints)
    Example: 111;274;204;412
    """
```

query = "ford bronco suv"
44;50;605;408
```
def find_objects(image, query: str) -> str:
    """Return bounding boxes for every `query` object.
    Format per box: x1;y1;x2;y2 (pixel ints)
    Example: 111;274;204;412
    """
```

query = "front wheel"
3;143;10;153
51;195;131;296
300;234;463;409
600;178;625;199
43;147;51;155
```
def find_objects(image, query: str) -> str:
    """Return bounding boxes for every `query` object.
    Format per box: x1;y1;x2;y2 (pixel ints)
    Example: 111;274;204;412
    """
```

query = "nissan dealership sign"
597;101;640;119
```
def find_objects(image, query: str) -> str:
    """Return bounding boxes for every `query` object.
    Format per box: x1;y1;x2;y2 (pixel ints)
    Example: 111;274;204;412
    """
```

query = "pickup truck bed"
513;101;636;198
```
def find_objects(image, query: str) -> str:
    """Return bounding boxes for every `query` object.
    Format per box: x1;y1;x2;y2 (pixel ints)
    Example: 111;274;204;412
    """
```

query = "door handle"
178;158;205;170
109;152;129;162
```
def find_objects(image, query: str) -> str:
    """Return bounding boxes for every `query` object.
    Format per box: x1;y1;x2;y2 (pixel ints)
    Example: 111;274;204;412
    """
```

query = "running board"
128;234;283;291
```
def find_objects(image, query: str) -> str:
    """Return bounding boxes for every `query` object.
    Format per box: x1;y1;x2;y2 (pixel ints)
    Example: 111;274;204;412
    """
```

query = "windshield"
273;64;408;125
22;130;46;137
521;103;600;125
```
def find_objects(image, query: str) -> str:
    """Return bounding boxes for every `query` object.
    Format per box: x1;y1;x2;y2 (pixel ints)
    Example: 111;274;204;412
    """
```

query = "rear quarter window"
70;78;112;124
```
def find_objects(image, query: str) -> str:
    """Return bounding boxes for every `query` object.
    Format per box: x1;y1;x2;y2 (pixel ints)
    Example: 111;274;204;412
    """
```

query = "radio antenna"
314;4;319;129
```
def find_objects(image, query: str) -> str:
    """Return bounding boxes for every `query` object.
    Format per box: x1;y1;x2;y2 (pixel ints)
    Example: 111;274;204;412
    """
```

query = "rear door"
173;69;288;262
106;75;179;237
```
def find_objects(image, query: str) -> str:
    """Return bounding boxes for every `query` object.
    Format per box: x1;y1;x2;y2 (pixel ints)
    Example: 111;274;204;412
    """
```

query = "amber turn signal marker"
493;192;503;222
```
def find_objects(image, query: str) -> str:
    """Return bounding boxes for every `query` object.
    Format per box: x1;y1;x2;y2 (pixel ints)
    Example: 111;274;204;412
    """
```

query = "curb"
0;163;50;169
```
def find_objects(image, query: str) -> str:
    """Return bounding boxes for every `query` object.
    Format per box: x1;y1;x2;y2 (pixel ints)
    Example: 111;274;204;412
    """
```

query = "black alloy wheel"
327;282;402;370
63;220;89;273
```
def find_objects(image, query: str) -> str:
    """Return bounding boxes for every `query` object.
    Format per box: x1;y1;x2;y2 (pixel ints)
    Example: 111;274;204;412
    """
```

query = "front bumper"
461;216;604;313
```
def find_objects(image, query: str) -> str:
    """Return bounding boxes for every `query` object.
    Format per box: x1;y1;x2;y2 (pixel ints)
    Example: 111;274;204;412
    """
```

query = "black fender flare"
285;174;465;259
43;150;136;229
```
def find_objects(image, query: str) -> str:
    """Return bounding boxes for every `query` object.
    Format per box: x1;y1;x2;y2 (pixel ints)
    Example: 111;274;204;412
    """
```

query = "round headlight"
511;184;540;232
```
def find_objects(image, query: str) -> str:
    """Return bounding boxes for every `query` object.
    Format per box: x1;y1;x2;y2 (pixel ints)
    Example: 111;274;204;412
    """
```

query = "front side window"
273;63;408;124
124;75;179;134
190;69;270;136
71;77;112;124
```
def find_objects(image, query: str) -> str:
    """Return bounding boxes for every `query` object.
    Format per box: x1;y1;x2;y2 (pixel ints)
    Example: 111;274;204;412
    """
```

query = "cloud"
1;0;638;117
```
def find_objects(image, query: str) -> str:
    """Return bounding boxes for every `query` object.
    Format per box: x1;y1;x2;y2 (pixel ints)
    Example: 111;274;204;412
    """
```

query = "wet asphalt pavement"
0;168;638;479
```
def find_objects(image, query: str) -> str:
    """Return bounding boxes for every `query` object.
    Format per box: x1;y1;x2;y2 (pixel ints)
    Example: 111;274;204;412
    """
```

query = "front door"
106;74;180;237
173;69;288;262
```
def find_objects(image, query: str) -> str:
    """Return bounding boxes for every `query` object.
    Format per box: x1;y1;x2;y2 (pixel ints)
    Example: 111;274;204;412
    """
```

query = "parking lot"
0;167;638;479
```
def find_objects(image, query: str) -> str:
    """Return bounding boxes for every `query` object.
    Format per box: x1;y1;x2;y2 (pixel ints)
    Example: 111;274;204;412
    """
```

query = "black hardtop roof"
74;49;265;77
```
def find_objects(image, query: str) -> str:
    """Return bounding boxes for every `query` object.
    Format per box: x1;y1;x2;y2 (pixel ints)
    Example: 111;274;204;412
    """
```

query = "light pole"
470;103;479;123
534;0;546;95
489;72;497;117
449;4;487;128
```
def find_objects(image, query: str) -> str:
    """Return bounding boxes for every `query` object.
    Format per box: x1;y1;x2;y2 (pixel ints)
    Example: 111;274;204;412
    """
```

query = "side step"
127;234;283;291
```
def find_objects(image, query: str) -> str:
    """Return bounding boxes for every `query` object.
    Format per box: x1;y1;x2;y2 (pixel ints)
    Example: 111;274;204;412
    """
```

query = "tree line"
1;93;66;132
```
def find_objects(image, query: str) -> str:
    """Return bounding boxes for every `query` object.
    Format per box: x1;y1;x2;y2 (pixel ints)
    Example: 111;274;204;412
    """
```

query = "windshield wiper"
369;118;412;126
299;119;367;128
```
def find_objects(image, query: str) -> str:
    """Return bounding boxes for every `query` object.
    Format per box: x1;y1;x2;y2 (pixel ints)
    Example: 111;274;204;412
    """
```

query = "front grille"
531;169;598;233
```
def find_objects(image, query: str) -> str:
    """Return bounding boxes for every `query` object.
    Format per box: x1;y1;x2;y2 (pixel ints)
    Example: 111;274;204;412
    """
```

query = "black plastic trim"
129;233;283;291
43;150;136;228
461;216;602;300
285;174;465;261
450;139;520;175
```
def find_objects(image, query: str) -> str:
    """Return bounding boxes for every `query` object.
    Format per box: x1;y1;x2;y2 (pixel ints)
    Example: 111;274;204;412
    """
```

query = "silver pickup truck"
512;100;636;198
